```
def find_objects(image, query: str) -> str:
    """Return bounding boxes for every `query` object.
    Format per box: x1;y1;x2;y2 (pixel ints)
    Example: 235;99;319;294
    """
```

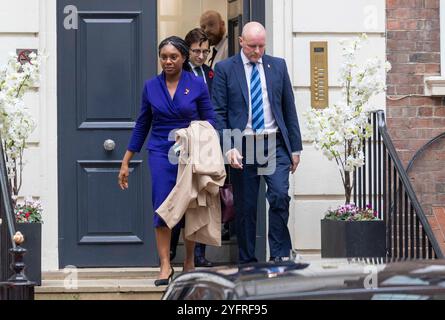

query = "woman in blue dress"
118;36;216;286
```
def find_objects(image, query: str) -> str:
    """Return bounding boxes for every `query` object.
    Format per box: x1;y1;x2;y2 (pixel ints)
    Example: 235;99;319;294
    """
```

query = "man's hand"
290;155;300;174
226;149;244;170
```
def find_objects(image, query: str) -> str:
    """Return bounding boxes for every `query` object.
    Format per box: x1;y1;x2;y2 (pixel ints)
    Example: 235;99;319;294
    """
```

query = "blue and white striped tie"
250;62;265;132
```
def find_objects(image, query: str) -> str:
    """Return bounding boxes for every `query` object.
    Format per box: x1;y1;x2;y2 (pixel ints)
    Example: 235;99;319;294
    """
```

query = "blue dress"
127;71;216;228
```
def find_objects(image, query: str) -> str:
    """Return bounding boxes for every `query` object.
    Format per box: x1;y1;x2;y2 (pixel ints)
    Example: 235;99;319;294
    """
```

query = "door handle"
104;139;116;151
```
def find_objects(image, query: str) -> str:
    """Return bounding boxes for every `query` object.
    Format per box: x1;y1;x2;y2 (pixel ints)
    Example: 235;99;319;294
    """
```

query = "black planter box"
321;219;386;258
15;223;42;286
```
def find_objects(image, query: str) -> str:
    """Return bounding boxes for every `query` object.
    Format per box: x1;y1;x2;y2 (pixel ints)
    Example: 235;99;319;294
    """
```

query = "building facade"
0;0;387;271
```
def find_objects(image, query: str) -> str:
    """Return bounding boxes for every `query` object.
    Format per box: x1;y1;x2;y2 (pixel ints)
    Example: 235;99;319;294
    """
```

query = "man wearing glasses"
185;28;214;95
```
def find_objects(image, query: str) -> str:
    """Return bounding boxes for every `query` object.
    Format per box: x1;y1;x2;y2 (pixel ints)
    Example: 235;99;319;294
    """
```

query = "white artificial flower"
305;34;388;203
0;53;40;196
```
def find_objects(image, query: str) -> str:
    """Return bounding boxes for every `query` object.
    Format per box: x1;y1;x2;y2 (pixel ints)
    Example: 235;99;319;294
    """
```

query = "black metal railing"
353;110;443;260
0;142;15;283
0;137;35;300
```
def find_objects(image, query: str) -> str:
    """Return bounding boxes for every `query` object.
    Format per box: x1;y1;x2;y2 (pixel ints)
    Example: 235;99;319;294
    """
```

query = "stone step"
42;268;165;281
41;239;238;282
36;267;186;300
36;291;163;300
35;239;239;301
36;252;322;300
35;279;166;300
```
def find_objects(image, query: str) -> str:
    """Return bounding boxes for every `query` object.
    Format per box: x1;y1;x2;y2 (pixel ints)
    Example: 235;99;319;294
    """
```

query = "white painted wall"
0;0;58;271
267;0;386;250
37;0;59;272
0;0;39;33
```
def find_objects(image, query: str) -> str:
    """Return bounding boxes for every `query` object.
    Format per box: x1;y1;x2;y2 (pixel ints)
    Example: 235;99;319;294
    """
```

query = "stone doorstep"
41;251;321;281
36;279;167;294
35;252;323;300
35;292;164;301
36;267;184;299
38;266;187;291
35;279;167;300
40;239;239;281
35;275;169;300
41;268;170;281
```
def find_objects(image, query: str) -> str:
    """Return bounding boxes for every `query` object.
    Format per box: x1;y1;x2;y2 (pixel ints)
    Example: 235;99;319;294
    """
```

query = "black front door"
57;0;158;267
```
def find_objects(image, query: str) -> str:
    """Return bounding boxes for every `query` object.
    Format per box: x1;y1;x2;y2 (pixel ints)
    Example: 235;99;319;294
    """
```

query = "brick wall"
387;0;445;164
408;135;445;215
387;0;445;215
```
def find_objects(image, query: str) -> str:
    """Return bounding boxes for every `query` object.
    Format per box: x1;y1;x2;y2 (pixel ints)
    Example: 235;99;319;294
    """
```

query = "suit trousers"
231;133;293;264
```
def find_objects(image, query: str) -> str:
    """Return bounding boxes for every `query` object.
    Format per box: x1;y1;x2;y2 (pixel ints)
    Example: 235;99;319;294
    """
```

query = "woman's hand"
118;151;135;190
118;164;130;190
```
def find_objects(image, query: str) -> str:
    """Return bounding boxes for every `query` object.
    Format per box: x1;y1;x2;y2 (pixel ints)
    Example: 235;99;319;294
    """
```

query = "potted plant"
1;51;41;284
305;34;391;258
14;197;43;285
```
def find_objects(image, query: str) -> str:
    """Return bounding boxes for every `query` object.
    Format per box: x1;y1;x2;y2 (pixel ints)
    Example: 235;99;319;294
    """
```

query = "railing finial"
8;232;30;283
13;231;24;246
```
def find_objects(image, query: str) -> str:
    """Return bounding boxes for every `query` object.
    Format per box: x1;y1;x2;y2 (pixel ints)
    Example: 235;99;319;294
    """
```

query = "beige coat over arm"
156;121;226;246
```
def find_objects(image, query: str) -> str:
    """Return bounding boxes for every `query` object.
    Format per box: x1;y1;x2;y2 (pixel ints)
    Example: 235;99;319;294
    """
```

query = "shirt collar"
189;61;199;69
240;49;263;66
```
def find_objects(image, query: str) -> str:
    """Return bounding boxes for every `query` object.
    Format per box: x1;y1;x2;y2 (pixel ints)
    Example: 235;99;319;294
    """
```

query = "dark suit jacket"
211;53;302;160
202;64;213;96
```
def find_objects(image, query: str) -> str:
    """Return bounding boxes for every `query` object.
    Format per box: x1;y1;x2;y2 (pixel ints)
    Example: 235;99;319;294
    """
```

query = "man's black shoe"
269;257;284;262
221;226;230;241
195;256;214;267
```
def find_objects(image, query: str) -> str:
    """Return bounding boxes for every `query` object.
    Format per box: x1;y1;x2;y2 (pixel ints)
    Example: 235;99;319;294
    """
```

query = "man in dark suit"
170;28;215;268
212;22;302;264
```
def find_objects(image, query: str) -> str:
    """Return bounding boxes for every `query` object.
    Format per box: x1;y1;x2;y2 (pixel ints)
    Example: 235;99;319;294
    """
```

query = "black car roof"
166;259;445;299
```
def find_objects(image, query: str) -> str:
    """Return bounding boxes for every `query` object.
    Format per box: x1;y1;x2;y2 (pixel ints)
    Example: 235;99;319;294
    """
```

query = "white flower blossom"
0;53;40;197
304;35;390;204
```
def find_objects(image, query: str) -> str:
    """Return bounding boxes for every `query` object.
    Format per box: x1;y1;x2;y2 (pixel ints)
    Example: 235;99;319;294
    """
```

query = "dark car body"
162;259;445;300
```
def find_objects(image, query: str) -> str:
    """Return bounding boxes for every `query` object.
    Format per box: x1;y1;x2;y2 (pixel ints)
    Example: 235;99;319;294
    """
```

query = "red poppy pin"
208;70;214;79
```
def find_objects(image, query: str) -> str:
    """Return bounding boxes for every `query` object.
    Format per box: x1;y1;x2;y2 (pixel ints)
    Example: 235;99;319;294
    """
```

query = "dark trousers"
232;133;293;264
170;224;206;259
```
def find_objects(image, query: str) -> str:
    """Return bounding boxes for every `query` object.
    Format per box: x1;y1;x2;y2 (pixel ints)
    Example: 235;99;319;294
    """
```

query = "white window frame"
424;0;445;95
441;0;445;76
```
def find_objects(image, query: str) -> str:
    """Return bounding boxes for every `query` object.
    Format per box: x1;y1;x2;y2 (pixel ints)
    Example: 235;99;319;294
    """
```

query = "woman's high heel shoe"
154;266;174;287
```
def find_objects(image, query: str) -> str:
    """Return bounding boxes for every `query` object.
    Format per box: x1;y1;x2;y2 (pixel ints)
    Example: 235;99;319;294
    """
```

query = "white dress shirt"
189;62;207;84
237;51;301;157
241;50;279;136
